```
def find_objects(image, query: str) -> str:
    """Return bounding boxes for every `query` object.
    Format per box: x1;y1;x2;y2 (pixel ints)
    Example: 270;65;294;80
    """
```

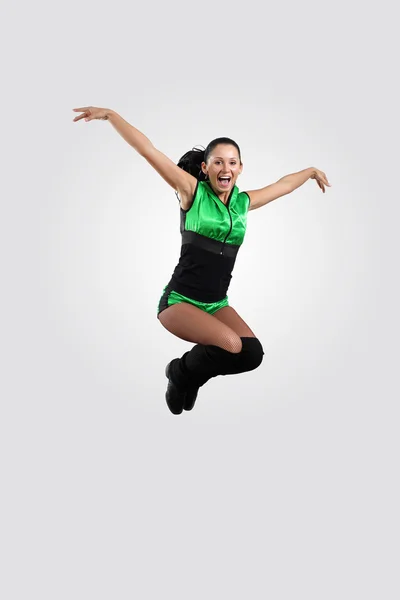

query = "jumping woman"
73;106;331;415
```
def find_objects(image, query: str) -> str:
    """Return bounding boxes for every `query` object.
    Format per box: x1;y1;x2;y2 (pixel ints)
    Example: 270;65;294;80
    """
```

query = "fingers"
315;169;332;191
321;173;330;186
73;107;89;122
320;171;332;187
72;107;94;123
72;107;108;122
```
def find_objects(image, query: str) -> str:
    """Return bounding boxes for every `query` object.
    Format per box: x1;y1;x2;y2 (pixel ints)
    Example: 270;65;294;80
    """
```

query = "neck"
207;182;232;204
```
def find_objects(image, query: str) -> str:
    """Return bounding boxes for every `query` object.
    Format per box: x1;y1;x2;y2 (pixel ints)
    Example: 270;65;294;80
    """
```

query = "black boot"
183;385;199;411
167;344;241;392
165;361;187;415
165;338;265;413
182;344;238;411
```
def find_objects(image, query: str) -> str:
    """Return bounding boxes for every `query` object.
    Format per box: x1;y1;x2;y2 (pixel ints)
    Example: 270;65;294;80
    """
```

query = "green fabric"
158;286;229;315
183;181;250;245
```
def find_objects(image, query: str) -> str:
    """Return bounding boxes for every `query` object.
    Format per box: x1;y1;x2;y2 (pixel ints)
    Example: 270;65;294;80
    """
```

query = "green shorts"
157;284;229;318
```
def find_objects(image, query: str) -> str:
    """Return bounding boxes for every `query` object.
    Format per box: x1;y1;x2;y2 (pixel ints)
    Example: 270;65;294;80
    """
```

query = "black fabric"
168;336;264;390
181;230;240;258
183;387;198;411
237;337;265;372
169;243;236;302
157;283;174;317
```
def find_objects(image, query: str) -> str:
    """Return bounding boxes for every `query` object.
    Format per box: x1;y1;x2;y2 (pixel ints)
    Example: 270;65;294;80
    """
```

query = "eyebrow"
213;156;238;160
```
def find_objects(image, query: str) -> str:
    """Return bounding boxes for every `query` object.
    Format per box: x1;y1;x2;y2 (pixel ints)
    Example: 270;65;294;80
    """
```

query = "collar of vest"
204;181;238;206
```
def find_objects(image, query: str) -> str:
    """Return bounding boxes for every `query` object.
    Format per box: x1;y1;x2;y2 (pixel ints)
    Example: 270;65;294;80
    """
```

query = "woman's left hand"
311;168;331;193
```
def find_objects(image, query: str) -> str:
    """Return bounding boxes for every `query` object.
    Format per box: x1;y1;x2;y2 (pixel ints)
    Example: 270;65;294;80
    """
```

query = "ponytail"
177;146;208;181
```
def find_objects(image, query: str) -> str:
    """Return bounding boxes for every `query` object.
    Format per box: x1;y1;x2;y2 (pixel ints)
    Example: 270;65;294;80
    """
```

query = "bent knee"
223;334;243;354
240;337;265;371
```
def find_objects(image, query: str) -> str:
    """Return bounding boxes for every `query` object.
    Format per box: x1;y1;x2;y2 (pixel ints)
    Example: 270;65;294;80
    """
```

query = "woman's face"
201;144;243;194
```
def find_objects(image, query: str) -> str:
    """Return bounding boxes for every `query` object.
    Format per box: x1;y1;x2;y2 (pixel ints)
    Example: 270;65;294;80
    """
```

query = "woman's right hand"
72;106;111;122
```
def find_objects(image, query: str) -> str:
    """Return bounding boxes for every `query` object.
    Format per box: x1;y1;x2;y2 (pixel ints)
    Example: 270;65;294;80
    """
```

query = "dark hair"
177;137;241;181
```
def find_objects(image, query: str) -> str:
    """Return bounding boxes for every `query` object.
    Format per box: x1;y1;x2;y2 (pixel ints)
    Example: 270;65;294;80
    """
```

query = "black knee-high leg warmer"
236;337;265;373
168;344;242;389
168;337;264;390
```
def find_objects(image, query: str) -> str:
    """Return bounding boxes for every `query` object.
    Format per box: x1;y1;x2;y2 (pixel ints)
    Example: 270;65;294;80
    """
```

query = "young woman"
73;106;331;415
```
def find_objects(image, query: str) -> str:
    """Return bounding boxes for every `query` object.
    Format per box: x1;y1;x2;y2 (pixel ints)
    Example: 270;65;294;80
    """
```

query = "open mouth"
218;176;231;188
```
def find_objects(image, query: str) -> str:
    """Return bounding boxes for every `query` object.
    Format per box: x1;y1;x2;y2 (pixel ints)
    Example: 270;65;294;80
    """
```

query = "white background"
1;0;399;598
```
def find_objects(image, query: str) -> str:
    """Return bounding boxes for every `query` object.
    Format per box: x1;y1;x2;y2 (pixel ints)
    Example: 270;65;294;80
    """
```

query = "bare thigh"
158;302;243;353
212;306;256;338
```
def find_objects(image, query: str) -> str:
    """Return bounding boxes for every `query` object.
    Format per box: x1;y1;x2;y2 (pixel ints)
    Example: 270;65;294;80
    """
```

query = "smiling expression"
201;144;243;198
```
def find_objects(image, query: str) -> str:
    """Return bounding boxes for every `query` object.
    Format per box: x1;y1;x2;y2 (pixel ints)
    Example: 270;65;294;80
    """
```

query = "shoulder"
235;186;251;209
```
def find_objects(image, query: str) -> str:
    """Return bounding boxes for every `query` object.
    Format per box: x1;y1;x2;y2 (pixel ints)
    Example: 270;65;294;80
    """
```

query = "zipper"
205;182;234;255
220;197;233;255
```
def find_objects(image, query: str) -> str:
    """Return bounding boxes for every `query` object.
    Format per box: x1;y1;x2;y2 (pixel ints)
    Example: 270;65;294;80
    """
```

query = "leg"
160;302;264;386
213;305;264;375
158;302;243;353
211;306;256;338
158;301;263;414
158;302;245;414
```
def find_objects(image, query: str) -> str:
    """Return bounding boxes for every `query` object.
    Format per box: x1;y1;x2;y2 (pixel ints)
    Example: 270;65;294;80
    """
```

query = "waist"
168;277;230;303
169;247;237;302
181;230;240;258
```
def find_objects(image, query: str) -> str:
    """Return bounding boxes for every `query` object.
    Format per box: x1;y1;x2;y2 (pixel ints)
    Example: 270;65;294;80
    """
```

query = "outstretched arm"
72;107;197;199
246;167;331;211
